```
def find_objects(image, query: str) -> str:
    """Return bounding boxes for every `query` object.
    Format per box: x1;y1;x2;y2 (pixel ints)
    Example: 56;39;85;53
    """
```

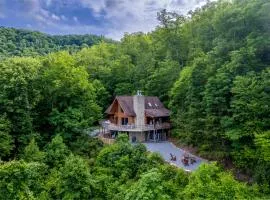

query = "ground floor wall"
128;129;169;142
145;129;169;142
104;129;170;142
129;132;145;142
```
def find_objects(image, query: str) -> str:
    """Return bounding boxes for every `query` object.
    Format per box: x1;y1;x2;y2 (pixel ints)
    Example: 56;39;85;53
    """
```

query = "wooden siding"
109;100;135;125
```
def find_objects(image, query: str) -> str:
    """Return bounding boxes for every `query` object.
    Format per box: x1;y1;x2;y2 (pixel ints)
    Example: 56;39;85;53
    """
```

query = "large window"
121;118;128;125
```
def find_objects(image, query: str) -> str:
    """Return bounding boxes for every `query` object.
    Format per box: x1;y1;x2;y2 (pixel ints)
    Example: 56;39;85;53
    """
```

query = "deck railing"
101;121;170;131
98;134;115;144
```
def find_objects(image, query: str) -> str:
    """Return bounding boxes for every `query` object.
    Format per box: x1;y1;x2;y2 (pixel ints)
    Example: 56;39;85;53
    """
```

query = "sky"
0;0;209;40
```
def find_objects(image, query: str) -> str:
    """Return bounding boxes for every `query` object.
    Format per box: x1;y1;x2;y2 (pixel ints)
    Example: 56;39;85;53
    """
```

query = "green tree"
254;131;270;191
146;59;180;105
124;169;171;200
0;27;109;59
96;134;148;180
0;57;41;151
54;154;94;200
70;135;103;163
21;138;45;162
183;163;255;200
0;160;46;200
92;79;111;111
0;115;13;159
45;135;70;168
168;0;270;179
36;51;101;142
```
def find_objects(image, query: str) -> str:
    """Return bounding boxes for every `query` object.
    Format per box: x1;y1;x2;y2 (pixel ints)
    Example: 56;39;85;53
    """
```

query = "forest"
0;0;270;199
0;27;111;59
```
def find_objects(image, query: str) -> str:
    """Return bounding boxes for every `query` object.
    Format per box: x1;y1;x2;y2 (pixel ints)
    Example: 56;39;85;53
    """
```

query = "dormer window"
155;103;158;107
148;102;152;107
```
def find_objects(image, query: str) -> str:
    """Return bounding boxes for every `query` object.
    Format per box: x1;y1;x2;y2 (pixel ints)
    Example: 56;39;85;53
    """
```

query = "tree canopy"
0;0;269;199
0;27;112;59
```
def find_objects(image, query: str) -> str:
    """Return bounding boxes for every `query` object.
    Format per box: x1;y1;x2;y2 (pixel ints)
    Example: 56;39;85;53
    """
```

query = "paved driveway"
144;142;205;171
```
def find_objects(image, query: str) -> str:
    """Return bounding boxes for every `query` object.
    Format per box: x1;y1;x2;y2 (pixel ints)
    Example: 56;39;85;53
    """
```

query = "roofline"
105;95;170;117
105;97;136;116
116;97;136;116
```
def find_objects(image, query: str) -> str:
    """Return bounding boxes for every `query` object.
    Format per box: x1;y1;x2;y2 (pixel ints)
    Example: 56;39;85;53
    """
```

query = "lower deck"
102;129;169;143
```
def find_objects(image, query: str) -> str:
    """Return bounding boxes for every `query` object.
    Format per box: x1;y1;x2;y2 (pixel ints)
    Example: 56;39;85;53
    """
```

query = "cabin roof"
145;108;170;117
105;96;170;117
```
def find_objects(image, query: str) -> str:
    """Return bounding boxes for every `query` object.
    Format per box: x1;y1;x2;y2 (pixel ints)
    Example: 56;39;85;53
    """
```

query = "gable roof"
105;96;135;116
105;96;170;117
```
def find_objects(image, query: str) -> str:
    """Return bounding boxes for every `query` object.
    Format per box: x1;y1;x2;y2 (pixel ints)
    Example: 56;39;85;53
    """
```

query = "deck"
101;121;170;132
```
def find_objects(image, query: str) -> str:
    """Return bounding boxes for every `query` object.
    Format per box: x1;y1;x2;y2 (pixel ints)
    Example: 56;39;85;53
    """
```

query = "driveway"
144;142;205;172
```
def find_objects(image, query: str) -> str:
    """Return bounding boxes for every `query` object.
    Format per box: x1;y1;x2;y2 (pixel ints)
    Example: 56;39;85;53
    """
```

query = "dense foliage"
0;134;261;200
0;0;269;199
168;0;270;188
0;27;111;59
0;53;102;156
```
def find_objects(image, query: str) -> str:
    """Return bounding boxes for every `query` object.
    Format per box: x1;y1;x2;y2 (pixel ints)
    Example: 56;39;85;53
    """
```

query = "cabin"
100;91;171;142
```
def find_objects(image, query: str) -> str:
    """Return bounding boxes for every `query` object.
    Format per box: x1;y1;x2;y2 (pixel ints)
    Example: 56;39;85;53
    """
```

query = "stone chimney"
133;90;145;128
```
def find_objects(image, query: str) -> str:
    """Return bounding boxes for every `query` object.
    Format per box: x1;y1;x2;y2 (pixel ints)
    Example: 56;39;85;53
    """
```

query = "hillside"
0;0;269;199
0;27;112;59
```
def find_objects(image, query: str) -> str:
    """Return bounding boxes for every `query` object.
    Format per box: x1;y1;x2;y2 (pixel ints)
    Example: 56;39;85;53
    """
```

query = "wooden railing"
98;134;115;144
101;121;170;131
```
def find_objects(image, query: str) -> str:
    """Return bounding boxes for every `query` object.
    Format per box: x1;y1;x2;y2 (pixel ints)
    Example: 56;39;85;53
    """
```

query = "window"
121;118;128;125
154;103;158;107
148;102;152;107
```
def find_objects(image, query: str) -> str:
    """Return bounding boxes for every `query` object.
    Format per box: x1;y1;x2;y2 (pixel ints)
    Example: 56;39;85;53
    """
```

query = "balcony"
101;121;170;132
